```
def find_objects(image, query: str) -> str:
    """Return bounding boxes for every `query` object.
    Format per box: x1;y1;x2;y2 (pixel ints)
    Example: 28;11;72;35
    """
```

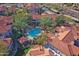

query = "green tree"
13;8;31;30
11;27;23;39
40;16;56;33
55;16;64;26
40;16;52;29
63;15;76;25
51;4;61;11
64;3;74;7
36;32;47;45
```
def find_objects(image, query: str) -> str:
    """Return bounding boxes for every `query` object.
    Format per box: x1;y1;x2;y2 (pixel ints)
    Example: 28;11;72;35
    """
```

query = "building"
47;25;79;56
32;14;41;19
55;26;75;43
76;25;79;39
27;45;54;56
0;16;13;39
23;3;38;10
0;16;13;33
63;24;79;40
41;12;57;20
47;33;71;56
8;5;16;14
32;12;57;20
3;38;12;45
0;5;6;15
18;36;31;48
68;44;79;56
18;36;27;44
0;39;10;55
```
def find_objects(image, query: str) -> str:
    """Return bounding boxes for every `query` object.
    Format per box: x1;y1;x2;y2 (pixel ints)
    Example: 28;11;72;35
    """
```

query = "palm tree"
13;8;32;32
36;32;47;50
40;16;52;30
55;16;64;26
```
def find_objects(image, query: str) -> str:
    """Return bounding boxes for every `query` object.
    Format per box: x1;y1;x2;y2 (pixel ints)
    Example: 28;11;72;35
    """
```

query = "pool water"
27;28;41;39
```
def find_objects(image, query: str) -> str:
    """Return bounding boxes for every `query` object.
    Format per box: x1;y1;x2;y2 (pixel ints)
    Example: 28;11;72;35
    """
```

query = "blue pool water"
27;28;41;38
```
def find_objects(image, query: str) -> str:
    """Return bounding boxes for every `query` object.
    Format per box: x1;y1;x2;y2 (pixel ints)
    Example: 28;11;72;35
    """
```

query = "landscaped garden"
0;3;78;56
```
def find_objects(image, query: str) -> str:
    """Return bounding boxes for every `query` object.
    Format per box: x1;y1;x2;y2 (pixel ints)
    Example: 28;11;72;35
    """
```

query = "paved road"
61;8;79;19
43;6;79;22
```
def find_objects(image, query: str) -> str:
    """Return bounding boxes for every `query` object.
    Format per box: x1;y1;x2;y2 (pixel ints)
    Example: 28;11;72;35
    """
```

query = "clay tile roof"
41;13;47;15
32;12;57;20
3;38;12;45
32;14;41;19
29;50;44;56
18;36;27;44
56;26;68;32
58;30;70;40
9;5;16;13
47;33;71;56
55;26;72;41
76;26;79;31
0;16;13;33
47;33;56;39
0;5;5;11
28;45;44;56
51;15;57;20
77;33;79;38
41;12;57;20
68;44;79;56
0;39;9;47
28;45;53;56
24;4;38;9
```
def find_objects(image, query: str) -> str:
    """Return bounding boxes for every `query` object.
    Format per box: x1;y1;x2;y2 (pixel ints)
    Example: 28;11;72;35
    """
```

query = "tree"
11;27;23;39
55;16;64;26
38;7;44;15
64;3;74;7
63;15;76;25
13;8;31;30
40;16;52;30
51;4;61;11
36;32;47;46
40;16;57;33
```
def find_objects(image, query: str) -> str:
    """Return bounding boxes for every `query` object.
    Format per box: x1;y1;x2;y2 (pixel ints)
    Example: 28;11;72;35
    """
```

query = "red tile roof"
28;45;54;56
47;33;71;56
68;44;79;56
3;38;12;45
0;38;11;46
32;13;57;20
0;16;13;33
76;25;79;39
41;13;57;20
55;26;68;32
63;25;79;40
24;4;38;9
47;31;79;56
0;5;6;11
8;5;16;13
55;26;75;43
18;36;27;44
32;14;41;19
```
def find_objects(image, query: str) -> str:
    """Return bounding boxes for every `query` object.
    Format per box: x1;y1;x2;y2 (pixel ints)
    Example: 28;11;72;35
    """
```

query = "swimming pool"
27;28;41;39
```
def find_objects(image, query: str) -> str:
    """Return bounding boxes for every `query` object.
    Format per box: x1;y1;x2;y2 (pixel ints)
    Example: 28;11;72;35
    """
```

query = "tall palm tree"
40;16;52;30
13;8;32;31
